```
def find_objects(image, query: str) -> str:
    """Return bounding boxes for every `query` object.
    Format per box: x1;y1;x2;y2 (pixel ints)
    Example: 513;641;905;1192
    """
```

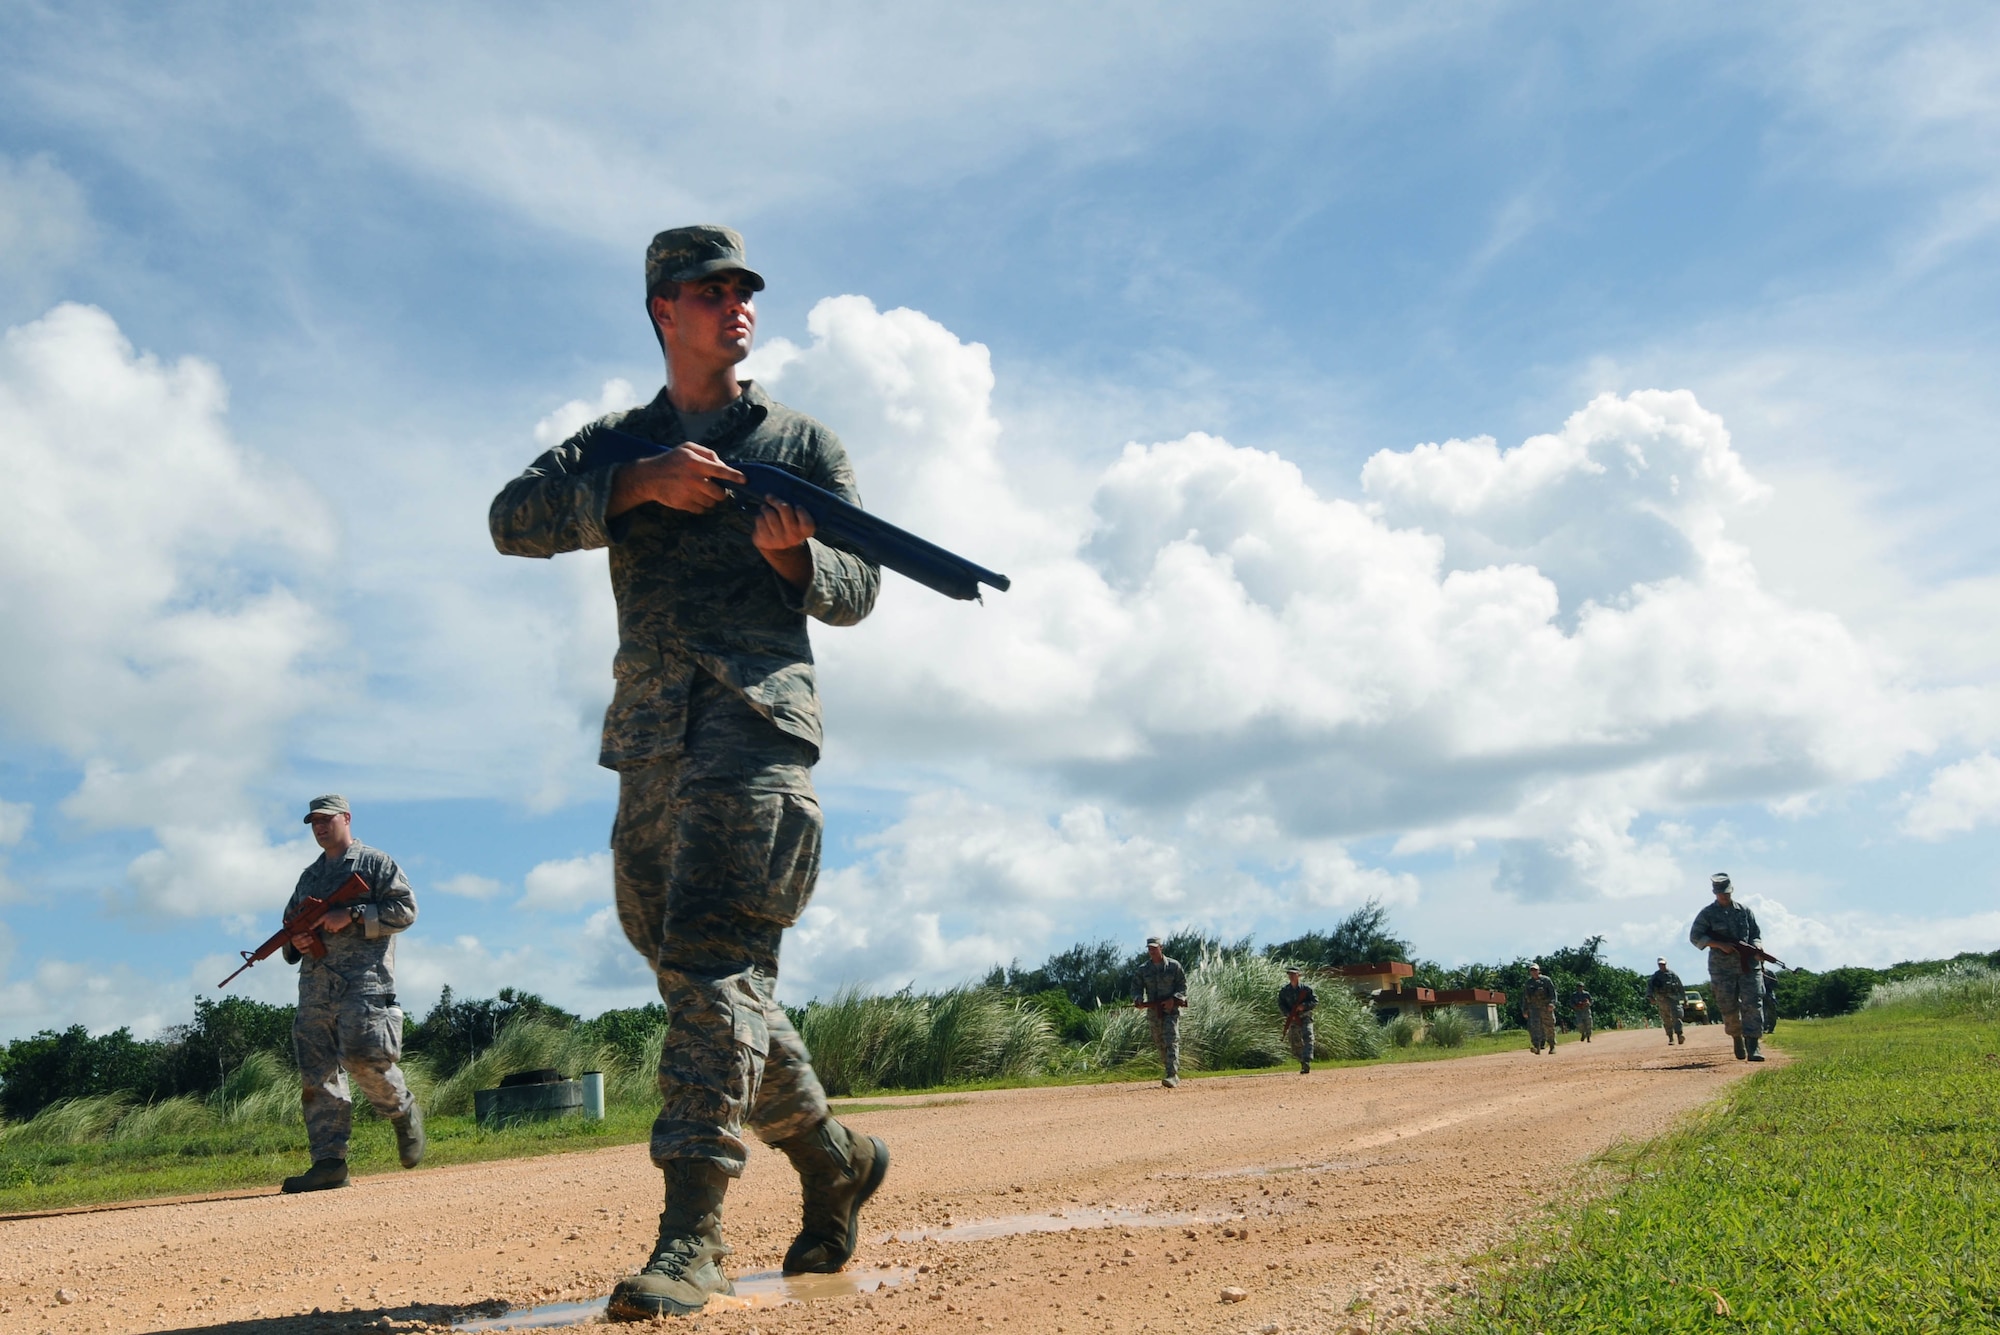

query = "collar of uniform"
643;381;772;440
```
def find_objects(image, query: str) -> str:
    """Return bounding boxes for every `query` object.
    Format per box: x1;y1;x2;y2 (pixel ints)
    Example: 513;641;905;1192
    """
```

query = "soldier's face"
309;812;350;852
1148;944;1164;963
654;273;756;365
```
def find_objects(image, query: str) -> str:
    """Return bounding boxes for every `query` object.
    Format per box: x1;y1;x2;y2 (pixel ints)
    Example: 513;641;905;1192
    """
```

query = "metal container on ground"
474;1073;585;1129
581;1070;606;1120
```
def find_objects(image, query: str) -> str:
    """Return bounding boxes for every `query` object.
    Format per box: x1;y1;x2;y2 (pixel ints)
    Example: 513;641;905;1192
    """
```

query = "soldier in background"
1645;957;1686;1044
1522;963;1558;1055
281;795;424;1193
491;226;888;1318
1571;986;1594;1042
1690;872;1767;1063
1134;938;1188;1088
1278;967;1316;1074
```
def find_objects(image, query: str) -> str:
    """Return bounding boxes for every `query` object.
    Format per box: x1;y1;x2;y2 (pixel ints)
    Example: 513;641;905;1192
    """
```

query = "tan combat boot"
607;1161;734;1319
774;1118;891;1274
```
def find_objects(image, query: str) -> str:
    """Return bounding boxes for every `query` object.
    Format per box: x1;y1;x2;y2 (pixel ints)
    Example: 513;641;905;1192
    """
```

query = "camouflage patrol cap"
1711;872;1732;893
1285;966;1302;976
303;794;350;823
645;225;765;297
1145;936;1162;947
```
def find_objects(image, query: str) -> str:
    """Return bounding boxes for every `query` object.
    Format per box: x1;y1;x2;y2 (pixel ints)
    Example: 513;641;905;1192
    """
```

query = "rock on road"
0;1025;1758;1335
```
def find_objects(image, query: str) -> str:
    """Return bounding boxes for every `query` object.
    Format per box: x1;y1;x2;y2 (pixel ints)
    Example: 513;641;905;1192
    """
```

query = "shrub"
1425;1007;1469;1048
112;1096;217;1141
1385;1015;1421;1048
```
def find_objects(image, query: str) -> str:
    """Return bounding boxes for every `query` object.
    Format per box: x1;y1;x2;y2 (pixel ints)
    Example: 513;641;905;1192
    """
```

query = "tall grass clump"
427;1018;620;1117
111;1096;217;1141
212;1049;304;1127
0;1094;133;1145
799;989;930;1096
1863;961;2000;1020
800;987;1055;1094
1385;1014;1422;1048
1425;1006;1470;1048
1302;974;1384;1061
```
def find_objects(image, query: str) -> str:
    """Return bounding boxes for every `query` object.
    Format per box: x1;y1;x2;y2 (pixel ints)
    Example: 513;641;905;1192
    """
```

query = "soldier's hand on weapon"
320;908;353;934
610;443;747;516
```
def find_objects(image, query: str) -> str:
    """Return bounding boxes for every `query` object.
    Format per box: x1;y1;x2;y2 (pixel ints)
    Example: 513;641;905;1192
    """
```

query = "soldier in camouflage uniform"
1645;957;1685;1044
1571;987;1593;1042
1690;872;1766;1063
1521;964;1558;1055
1133;938;1188;1087
280;795;424;1193
1278;967;1316;1074
491;226;888;1319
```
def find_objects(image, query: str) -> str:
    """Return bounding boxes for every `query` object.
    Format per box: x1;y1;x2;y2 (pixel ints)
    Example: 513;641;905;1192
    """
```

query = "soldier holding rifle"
490;227;890;1319
1278;967;1316;1074
1645;956;1686;1044
1690;872;1767;1062
1521;963;1558;1055
1134;937;1188;1088
279;795;424;1193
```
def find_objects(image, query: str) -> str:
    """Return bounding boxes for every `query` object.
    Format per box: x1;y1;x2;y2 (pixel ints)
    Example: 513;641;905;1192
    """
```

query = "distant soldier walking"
1645;957;1686;1044
1135;938;1188;1087
1522;964;1558;1055
1278;967;1317;1074
1571;987;1594;1042
281;795;424;1193
1690;872;1767;1062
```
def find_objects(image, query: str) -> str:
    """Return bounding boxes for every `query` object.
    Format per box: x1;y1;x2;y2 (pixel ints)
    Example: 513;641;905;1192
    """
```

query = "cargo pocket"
344;1000;405;1063
673;787;823;930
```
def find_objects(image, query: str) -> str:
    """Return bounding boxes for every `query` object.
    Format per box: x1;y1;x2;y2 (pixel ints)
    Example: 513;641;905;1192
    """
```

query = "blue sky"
3;3;1998;1039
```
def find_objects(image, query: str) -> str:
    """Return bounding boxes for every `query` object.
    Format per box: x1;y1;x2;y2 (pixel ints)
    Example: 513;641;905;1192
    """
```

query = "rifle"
1282;1003;1310;1032
1134;997;1187;1013
1708;937;1790;972
218;873;371;988
592;427;1011;602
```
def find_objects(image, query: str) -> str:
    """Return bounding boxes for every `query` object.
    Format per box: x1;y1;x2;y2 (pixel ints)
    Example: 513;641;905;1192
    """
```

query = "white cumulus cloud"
1902;753;2000;839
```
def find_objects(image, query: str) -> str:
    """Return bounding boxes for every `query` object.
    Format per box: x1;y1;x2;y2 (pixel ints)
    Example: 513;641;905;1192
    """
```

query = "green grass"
1428;1006;2000;1333
0;1104;662;1215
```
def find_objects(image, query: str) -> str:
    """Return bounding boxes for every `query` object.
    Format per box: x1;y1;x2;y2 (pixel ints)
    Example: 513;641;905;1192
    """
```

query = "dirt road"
0;1026;1757;1335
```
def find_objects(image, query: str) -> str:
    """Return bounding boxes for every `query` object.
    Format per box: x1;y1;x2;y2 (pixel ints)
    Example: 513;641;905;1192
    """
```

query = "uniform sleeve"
1170;963;1188;1001
1688;908;1714;949
1302;986;1316;1011
1745;910;1763;945
358;855;417;940
489;436;619;558
278;871;312;964
783;428;881;627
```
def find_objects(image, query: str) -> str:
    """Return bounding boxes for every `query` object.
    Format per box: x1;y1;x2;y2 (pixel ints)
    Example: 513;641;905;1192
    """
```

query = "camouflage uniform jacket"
1571;991;1593;1011
1522;975;1557;1005
1645;968;1685;1003
1689;901;1763;975
1277;982;1317;1019
1135;957;1188;1006
488;381;880;768
279;842;416;1002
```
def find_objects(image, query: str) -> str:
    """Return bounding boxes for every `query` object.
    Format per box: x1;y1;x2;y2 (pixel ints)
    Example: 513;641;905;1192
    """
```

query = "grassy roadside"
1426;1005;2000;1332
0;1023;1556;1214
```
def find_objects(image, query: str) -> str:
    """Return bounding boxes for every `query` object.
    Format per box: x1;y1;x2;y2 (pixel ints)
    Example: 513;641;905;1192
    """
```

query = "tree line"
7;903;1993;1119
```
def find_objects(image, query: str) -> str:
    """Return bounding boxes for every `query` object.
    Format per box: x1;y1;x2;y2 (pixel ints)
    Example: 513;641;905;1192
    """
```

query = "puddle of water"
452;1267;911;1330
884;1206;1234;1243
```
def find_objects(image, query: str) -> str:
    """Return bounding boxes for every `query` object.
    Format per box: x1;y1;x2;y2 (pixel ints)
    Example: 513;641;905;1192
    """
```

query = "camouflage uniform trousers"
1708;964;1765;1045
1574;1008;1593;1041
1147;1008;1181;1079
1651;994;1684;1040
293;984;414;1163
1285;1018;1315;1064
613;672;830;1176
1525;1001;1557;1050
